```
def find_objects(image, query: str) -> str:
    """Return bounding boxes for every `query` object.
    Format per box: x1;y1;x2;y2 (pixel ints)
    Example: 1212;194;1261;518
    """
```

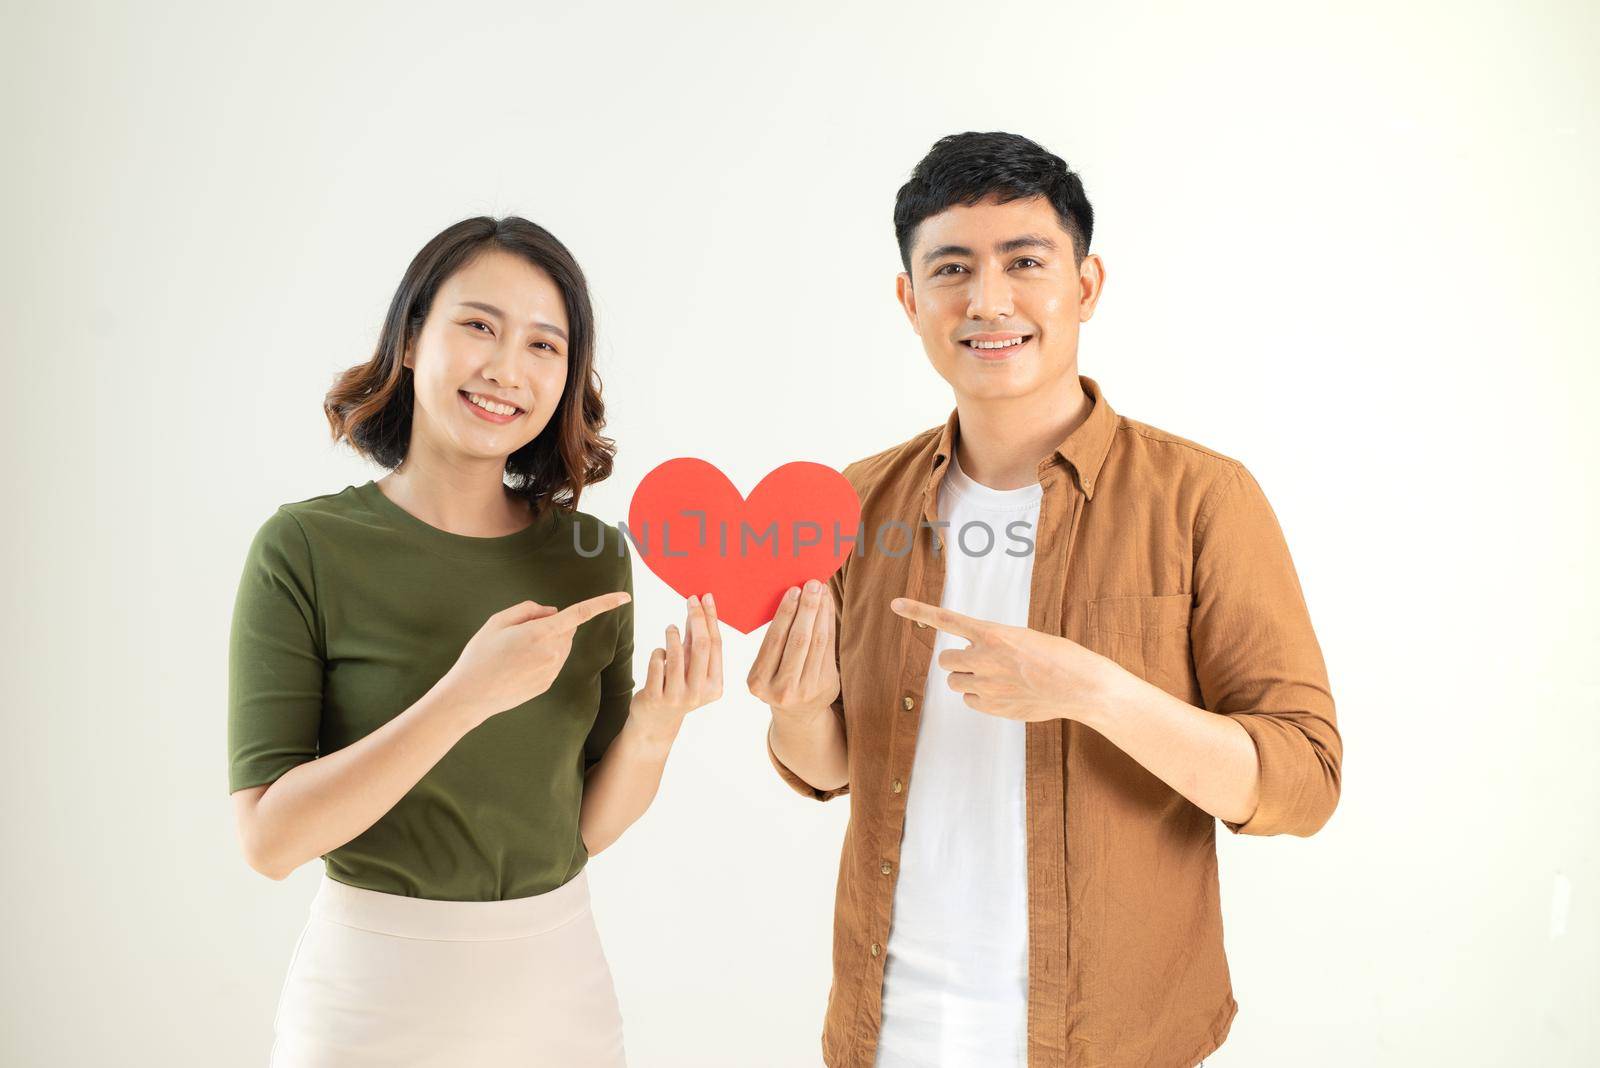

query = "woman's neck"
376;446;534;538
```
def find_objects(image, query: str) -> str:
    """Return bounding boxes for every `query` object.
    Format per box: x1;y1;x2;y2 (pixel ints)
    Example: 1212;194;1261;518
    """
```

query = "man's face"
896;194;1104;402
402;248;571;463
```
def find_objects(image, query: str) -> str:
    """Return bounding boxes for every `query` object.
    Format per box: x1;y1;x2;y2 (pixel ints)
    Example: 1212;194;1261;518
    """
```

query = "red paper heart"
627;458;862;634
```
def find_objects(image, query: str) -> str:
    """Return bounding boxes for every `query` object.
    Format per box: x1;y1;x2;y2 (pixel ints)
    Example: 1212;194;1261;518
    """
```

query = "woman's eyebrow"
456;300;568;341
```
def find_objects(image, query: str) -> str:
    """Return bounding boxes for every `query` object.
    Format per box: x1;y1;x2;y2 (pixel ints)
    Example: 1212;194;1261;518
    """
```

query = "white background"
2;1;1596;1065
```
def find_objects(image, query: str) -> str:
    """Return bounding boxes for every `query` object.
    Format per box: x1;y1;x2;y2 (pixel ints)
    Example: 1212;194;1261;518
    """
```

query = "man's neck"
952;373;1091;491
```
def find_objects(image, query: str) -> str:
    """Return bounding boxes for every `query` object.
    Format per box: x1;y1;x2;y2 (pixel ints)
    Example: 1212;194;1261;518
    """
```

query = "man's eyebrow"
920;244;973;268
996;233;1058;255
456;300;568;341
919;233;1059;268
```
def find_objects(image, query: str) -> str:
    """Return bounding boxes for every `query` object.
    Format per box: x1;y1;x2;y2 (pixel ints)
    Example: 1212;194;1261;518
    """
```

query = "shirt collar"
929;373;1118;501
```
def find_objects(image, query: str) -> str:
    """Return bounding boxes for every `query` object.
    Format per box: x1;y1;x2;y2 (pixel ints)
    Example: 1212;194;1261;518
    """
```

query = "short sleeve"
228;509;325;793
583;528;635;773
766;543;851;802
1191;464;1342;836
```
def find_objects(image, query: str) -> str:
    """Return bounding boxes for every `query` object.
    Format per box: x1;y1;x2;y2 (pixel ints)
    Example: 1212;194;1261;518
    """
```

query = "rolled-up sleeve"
766;544;851;802
1191;463;1341;836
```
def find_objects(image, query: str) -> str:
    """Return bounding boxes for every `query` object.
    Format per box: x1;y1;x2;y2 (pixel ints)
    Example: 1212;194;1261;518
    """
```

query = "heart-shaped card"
626;458;861;633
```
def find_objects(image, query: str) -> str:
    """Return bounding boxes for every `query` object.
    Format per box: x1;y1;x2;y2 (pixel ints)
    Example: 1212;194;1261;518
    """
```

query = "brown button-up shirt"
769;373;1341;1068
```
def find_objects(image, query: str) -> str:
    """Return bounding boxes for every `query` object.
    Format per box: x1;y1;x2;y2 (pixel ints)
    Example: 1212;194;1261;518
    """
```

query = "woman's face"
402;248;572;465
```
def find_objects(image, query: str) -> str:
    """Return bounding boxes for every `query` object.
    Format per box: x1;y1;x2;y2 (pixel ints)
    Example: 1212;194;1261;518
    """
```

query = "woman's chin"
442;430;534;464
454;415;551;454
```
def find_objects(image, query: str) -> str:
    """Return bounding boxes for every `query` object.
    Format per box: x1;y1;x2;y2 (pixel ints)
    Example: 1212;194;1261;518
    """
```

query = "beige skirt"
269;867;626;1067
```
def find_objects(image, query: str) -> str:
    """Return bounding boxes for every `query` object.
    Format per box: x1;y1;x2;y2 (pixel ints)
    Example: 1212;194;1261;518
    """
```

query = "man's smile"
960;332;1033;360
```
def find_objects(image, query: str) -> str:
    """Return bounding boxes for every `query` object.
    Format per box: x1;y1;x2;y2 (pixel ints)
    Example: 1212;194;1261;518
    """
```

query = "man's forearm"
1078;670;1261;825
579;710;680;856
768;705;848;792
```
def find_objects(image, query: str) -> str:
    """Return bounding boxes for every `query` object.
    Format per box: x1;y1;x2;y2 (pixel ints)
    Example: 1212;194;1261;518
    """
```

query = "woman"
227;216;720;1066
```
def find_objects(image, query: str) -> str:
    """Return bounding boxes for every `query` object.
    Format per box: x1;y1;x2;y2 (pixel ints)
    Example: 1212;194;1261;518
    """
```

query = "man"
746;131;1341;1068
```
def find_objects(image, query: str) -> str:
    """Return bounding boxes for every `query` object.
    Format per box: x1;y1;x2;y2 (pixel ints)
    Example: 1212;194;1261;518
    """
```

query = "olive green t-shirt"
227;479;635;901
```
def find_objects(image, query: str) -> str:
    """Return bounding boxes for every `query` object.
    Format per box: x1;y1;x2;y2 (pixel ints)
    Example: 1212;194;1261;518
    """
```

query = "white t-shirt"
874;450;1041;1068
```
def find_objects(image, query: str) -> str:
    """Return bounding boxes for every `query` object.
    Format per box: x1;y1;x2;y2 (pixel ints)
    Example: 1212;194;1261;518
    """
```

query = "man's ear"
1077;253;1107;322
895;272;921;335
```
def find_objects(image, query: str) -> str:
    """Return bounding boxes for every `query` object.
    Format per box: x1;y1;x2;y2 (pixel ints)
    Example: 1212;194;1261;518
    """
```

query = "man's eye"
1013;257;1041;269
934;263;967;276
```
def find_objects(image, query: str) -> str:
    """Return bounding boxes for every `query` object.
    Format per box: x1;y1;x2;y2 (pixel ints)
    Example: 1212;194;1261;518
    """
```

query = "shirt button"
870;942;881;957
902;696;914;710
915;620;928;629
891;779;903;794
880;861;892;875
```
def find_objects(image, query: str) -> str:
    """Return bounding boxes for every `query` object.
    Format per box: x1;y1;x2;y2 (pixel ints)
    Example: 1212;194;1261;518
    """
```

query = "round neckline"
355;479;561;560
944;450;1043;511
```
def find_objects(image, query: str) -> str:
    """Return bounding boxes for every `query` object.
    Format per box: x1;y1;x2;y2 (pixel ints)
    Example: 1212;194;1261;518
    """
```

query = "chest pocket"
1085;593;1198;703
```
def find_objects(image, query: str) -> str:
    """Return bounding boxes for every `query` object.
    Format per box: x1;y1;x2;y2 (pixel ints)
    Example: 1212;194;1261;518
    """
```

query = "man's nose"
966;267;1014;321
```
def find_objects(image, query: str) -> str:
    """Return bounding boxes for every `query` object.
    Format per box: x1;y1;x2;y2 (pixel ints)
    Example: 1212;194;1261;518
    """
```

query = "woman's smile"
458;389;524;424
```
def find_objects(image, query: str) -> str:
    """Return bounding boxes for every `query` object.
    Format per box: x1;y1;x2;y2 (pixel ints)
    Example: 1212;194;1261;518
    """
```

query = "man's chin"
943;360;1039;397
937;360;1083;406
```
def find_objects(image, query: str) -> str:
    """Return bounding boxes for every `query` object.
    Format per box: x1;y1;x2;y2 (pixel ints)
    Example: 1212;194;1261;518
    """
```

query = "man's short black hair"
893;131;1094;275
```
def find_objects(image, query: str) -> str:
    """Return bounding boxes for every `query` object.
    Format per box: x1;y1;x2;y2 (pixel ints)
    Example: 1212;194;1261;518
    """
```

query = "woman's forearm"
579;707;681;856
238;681;484;880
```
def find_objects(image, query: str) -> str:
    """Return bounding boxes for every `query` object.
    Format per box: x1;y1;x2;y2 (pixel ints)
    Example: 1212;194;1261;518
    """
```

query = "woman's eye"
531;341;559;353
464;320;492;334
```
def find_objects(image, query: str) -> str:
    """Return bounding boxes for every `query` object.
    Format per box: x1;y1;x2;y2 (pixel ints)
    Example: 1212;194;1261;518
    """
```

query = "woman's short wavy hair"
323;215;614;515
